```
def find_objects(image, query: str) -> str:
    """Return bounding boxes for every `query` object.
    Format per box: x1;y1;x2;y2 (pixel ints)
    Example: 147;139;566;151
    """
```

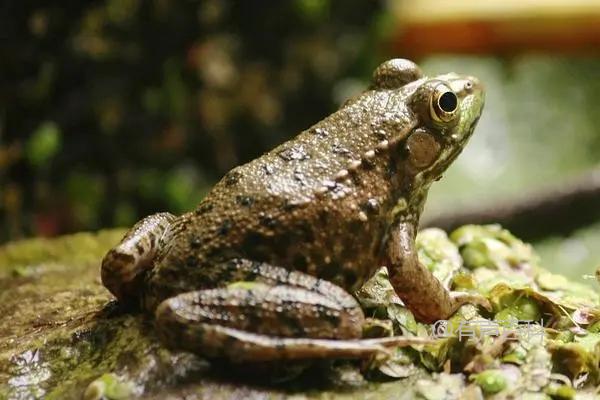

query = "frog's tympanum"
102;59;488;362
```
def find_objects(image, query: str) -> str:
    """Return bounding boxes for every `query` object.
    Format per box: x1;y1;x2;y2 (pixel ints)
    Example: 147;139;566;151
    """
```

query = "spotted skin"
101;59;489;361
101;212;175;302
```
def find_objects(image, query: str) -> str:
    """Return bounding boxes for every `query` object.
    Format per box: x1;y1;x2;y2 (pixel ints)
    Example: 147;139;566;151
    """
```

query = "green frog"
101;59;489;362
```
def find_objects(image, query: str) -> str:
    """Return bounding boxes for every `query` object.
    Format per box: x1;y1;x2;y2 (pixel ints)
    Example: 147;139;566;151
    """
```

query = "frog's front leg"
101;212;175;303
154;260;428;362
385;221;491;323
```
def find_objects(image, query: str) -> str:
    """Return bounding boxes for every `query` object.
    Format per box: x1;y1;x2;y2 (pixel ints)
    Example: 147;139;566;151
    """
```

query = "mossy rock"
0;230;419;399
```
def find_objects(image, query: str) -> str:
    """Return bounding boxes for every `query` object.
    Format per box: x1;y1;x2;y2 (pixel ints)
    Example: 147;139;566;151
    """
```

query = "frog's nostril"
465;76;482;92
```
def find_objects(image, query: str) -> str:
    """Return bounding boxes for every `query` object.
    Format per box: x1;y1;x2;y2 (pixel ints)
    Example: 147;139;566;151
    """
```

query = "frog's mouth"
440;114;480;169
421;104;483;183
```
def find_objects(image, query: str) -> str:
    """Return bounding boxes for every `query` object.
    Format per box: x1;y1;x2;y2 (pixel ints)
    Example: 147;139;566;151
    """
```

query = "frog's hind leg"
155;260;430;361
155;284;387;361
101;212;175;303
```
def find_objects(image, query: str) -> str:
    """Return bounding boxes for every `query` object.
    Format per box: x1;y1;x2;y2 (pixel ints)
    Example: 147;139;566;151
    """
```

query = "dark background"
1;0;389;238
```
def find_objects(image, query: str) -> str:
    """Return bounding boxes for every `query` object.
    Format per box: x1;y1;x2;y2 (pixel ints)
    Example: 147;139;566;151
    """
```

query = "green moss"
0;229;126;277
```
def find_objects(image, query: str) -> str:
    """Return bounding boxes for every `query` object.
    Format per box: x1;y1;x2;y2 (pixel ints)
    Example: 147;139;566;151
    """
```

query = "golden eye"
430;84;459;123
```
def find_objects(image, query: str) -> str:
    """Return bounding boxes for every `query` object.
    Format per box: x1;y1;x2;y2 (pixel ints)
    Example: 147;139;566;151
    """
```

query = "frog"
101;58;489;362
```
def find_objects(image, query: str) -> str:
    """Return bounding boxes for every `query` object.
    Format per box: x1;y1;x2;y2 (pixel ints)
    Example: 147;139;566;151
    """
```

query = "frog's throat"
390;181;430;225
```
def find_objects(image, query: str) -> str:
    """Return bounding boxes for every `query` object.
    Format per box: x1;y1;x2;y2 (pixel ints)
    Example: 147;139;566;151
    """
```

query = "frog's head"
371;59;485;207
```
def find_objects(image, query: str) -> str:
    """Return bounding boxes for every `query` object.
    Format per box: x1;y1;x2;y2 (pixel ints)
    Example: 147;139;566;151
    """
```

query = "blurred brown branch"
422;167;600;241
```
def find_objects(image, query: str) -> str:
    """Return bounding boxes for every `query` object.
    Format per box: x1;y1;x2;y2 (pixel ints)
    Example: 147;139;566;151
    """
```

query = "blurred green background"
2;0;600;284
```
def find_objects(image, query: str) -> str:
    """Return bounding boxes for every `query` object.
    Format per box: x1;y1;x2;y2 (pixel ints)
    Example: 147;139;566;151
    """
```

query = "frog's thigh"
155;284;387;361
203;258;361;311
101;212;175;303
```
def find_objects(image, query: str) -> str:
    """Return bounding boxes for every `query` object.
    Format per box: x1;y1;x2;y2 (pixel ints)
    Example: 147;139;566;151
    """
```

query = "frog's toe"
450;291;492;313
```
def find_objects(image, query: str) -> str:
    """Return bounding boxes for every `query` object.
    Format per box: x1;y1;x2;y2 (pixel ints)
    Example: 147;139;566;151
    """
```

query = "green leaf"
83;373;135;400
450;224;539;272
376;348;419;379
548;341;599;383
416;228;462;287
26;121;61;168
471;369;507;394
294;0;329;22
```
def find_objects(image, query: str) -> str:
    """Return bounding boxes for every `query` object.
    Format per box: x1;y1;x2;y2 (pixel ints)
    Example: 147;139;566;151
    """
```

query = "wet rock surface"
0;230;412;399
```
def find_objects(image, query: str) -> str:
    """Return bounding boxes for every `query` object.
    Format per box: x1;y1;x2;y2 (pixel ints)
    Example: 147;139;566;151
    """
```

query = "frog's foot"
101;212;175;303
155;283;393;362
448;291;492;315
160;323;390;362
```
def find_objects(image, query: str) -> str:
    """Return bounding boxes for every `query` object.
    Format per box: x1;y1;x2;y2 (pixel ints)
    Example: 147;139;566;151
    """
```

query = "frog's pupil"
438;92;457;112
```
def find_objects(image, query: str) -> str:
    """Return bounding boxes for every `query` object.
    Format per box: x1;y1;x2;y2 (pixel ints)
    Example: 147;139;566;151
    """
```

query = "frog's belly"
236;218;384;293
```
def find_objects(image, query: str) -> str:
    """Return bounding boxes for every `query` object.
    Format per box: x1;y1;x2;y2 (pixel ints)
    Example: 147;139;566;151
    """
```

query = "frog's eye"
430;84;459;123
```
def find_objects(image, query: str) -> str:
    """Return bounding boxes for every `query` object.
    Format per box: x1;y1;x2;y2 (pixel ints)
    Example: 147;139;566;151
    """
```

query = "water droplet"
313;127;329;138
278;145;309;161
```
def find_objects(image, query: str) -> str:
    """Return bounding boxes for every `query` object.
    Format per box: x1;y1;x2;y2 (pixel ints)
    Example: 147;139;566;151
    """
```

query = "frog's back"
214;89;414;202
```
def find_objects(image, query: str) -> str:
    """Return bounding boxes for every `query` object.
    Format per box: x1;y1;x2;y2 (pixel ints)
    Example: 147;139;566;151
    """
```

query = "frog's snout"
458;76;484;98
469;77;485;112
458;76;485;117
